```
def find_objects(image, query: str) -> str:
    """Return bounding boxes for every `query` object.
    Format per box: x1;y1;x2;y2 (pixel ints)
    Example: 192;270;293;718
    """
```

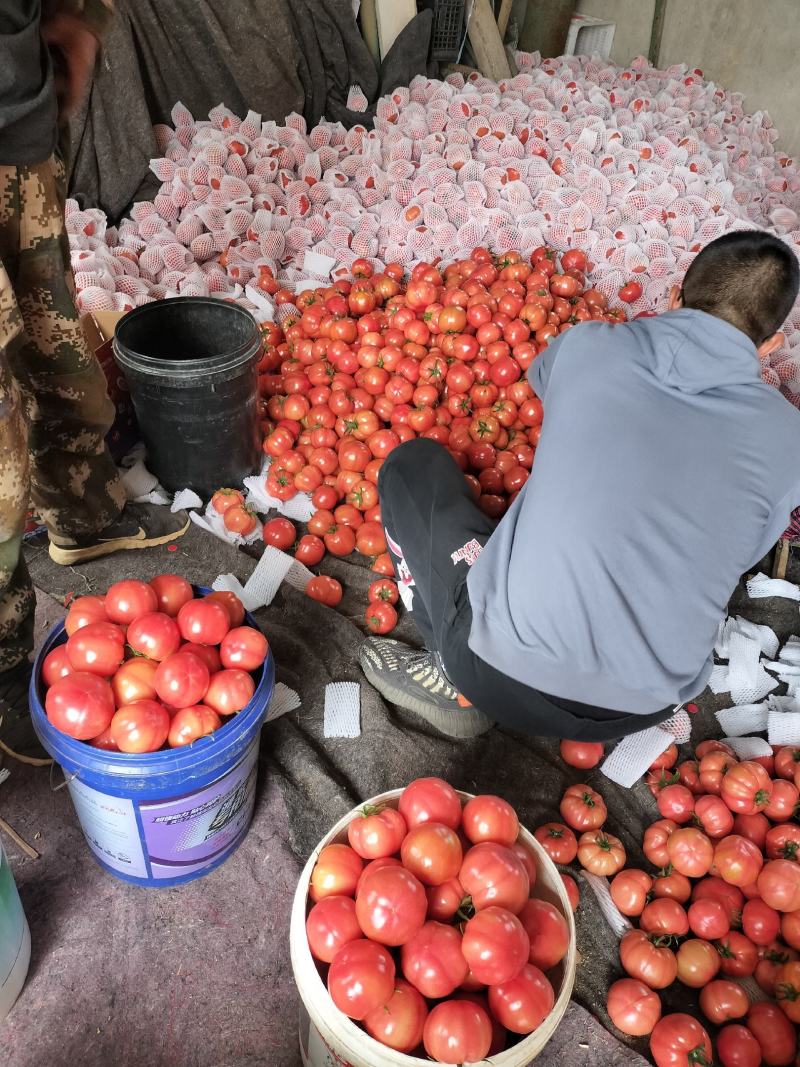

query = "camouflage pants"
0;156;125;671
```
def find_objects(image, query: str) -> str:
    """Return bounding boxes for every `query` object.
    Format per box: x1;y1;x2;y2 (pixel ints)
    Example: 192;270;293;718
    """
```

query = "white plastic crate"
564;13;616;59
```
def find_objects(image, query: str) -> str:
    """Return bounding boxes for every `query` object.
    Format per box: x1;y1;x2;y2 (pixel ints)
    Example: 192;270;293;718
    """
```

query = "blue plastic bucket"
0;841;30;1021
29;589;274;888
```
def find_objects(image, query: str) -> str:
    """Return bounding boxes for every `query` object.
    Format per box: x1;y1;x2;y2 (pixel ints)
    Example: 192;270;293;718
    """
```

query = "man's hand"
41;13;99;118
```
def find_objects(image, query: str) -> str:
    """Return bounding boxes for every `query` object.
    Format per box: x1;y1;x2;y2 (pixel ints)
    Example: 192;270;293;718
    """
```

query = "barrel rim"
112;297;261;379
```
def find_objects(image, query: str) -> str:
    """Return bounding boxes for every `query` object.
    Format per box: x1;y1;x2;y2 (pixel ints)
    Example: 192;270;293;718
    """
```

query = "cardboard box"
81;310;139;463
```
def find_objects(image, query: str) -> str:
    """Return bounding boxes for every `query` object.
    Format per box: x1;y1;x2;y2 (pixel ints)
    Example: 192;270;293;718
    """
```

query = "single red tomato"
355;864;427;946
219;626;269;670
365;601;397;634
577;830;626;877
765;779;799;822
559;783;607;831
109;700;170;753
104;579;158;625
400;920;469;998
347;805;407;860
363;978;428;1054
766;823;800;862
651;871;692;904
126;612;182;662
695;795;735;839
110;658;158;706
262;517;296;550
462;795;519;846
149;574;193;617
742;898;781;945
692;877;745;925
223;505;257;535
699;750;738;795
716;1024;763;1067
154;652;210;709
461;905;529;985
488;963;554;1034
177;598;230;646
650;743;679;770
610;869;653;917
606;977;662;1037
758;859;800;912
45;671;115;740
211;488;245;514
649;1013;712;1067
721;761;773;815
561;872;580;912
519;898;570;970
666;827;714;878
699;979;749;1024
775;745;800;780
309;843;363;901
401;823;463;887
782;909;800;949
305;895;363;963
657;783;695;823
367;578;399;605
643;819;679;867
534;822;578;864
559;740;603;768
179;641;221;674
399;777;462;830
688;898;730;940
619;930;677;990
64;595;108;636
423;1000;492;1063
717;931;758;977
640;898;689;938
619;280;644;303
295;534;325;566
204;669;255;716
167;705;221;747
675;939;720;988
42;645;74;687
714;835;764;887
327;939;395;1020
305;575;343;608
66;621;125;676
459;841;530;913
747;1000;797;1065
774;960;800;1023
426;877;466;922
204;590;246;628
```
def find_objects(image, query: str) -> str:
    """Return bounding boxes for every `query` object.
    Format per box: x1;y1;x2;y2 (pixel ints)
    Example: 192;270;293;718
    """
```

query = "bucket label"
68;779;148;879
140;743;258;879
299;1006;356;1067
66;739;259;882
0;848;25;988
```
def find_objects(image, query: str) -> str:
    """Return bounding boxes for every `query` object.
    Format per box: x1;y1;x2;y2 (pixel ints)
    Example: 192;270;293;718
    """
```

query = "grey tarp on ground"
67;0;434;220
8;525;797;1063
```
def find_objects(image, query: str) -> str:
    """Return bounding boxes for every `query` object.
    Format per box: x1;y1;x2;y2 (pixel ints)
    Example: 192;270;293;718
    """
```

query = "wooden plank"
468;0;512;81
359;0;380;66
497;0;513;38
648;0;668;66
774;539;791;581
375;0;416;61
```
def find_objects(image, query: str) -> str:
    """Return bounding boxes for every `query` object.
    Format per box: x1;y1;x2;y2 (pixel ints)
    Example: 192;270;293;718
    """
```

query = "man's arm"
528;330;567;401
41;1;113;118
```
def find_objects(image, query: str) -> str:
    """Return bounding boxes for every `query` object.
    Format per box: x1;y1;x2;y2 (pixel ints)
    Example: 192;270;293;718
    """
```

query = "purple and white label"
67;739;260;881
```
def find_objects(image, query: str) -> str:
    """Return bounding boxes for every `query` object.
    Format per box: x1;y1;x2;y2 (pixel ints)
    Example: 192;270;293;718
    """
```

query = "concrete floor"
1;529;651;1067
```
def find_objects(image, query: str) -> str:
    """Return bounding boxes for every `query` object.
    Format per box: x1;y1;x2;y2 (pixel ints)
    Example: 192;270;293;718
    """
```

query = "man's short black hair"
681;230;800;343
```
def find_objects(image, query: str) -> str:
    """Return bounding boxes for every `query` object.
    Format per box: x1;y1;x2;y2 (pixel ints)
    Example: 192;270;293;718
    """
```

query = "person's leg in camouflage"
0;158;188;748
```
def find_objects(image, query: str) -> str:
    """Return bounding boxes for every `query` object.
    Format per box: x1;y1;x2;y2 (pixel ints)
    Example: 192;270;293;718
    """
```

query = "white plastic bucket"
0;841;31;1023
291;789;577;1066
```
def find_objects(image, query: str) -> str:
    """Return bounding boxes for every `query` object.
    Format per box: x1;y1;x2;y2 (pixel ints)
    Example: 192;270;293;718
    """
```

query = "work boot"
359;637;492;739
48;502;190;566
0;659;46;759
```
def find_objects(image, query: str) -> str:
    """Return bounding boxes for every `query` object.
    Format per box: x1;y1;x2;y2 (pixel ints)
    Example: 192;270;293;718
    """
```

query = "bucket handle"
50;763;78;793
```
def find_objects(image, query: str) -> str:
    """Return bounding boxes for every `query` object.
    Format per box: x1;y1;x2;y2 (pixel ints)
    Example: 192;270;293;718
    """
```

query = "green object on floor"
0;841;30;1022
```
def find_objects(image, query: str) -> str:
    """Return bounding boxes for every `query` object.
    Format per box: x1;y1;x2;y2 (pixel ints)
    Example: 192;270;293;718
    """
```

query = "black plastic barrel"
113;298;262;497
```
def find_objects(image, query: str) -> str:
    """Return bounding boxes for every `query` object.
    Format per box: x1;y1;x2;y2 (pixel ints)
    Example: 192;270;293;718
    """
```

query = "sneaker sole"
360;658;493;739
48;518;191;566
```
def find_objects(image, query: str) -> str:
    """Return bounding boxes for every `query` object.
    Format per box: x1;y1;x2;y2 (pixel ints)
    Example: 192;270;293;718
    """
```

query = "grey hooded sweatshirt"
467;309;800;714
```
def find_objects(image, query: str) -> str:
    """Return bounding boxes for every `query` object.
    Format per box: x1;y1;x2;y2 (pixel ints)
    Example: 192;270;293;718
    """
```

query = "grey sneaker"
359;637;492;739
49;501;190;566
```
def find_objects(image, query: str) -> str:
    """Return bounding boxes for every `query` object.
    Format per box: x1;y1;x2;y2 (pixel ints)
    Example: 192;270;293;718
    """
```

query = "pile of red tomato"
546;736;800;1066
41;576;268;753
304;776;572;1061
224;247;634;633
